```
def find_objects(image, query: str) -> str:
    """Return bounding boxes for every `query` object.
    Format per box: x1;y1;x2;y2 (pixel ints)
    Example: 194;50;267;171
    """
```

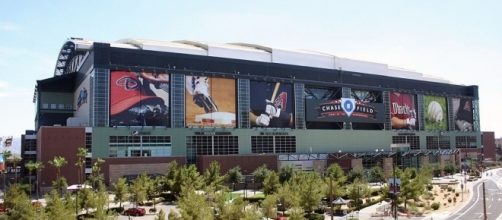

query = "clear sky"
1;0;501;152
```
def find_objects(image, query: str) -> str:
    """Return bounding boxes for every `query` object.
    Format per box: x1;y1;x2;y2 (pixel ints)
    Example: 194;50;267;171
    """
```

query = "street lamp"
75;184;82;219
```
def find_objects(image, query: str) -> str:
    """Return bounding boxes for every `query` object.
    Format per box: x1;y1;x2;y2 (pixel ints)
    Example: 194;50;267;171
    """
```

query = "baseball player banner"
452;98;473;131
109;70;170;127
424;95;448;131
185;76;236;128
249;81;294;128
390;92;417;130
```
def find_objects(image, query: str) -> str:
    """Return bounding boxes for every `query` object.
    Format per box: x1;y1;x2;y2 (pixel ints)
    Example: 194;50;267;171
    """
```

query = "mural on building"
390;92;417;130
250;81;294;128
185;76;236;127
424;95;448;131
110;70;170;126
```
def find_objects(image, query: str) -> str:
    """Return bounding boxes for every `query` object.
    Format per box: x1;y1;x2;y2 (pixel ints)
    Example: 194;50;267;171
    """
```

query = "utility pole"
330;177;334;220
482;182;487;220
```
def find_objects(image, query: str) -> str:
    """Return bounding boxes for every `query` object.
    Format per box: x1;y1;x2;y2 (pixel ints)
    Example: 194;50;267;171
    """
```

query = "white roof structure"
60;38;450;84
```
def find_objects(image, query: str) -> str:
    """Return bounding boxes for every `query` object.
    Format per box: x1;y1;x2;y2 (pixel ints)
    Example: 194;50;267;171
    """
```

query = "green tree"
252;165;271;186
7;189;36;220
347;168;364;183
346;178;370;210
94;184;110;220
203;161;224;190
226;166;244;191
220;197;247;220
208;188;228;219
242;204;263;220
262;171;280;195
45;190;74;220
75;147;87;185
113;177;128;210
147;176;163;211
80;187;96;215
130;173;149;207
24;160;44;199
324;163;347;219
51;176;68;197
287;206;305;220
399;167;431;210
4;184;27;210
444;163;457;175
275;183;300;216
155;209;167;220
162;161;179;193
177;186;214;220
368;166;385;183
291;171;325;213
88;158;105;189
261;194;277;219
278;166;294;183
177;164;203;194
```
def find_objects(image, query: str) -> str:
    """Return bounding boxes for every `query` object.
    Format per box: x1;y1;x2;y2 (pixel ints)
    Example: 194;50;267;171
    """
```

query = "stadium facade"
29;38;494;190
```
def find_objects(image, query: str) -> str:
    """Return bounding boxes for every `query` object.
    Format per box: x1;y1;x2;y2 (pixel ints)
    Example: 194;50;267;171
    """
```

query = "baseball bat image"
271;82;280;101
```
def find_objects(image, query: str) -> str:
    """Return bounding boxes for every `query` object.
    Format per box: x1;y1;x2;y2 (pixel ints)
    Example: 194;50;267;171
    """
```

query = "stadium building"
30;38;494;190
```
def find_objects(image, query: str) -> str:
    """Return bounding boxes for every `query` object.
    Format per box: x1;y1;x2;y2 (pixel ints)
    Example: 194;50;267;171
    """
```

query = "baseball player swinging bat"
255;82;282;126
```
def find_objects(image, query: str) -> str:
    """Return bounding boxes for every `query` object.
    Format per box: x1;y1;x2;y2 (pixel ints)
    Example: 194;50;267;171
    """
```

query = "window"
455;136;477;148
251;136;296;154
186;136;239;163
109;135;171;158
392;135;419;150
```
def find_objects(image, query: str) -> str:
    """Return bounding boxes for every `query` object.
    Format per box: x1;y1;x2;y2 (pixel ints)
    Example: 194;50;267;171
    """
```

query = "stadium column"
341;87;352;129
91;68;110;127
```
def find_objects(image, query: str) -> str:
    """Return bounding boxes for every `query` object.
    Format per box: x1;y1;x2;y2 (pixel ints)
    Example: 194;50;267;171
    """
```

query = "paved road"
446;169;502;220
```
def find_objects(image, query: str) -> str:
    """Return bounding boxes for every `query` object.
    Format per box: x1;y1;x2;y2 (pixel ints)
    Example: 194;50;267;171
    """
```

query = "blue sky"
1;0;501;152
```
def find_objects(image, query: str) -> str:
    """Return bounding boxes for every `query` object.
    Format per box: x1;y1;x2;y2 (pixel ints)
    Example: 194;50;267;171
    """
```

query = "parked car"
123;207;146;216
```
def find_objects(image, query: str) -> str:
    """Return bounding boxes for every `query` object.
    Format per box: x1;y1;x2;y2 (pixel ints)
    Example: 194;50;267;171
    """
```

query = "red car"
123;207;146;216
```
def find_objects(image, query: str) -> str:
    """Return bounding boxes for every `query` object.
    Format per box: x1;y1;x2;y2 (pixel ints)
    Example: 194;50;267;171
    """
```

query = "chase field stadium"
31;38;485;188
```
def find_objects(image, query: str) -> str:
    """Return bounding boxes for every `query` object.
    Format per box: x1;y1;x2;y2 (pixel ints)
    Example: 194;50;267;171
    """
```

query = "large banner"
250;81;294;128
390;92;417;130
305;89;384;123
424;95;448;131
110;70;170;126
185;76;236;127
452;98;473;131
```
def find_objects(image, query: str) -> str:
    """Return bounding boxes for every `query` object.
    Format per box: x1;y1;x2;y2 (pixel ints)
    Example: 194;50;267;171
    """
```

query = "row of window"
41;103;73;110
109;135;172;158
392;135;478;150
107;134;475;158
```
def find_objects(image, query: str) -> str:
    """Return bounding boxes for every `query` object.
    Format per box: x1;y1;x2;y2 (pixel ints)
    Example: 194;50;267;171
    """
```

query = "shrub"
426;185;433;191
448;198;452;203
305;213;324;220
455;192;459;197
431;202;440;210
453;197;457;203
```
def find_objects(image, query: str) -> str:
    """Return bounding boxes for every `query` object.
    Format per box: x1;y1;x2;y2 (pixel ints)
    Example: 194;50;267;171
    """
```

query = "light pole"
75;185;82;219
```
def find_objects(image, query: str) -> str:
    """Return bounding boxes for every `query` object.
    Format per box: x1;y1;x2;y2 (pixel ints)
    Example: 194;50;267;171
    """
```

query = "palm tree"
49;156;68;195
11;156;21;183
75;147;87;185
49;156;67;179
25;161;44;199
